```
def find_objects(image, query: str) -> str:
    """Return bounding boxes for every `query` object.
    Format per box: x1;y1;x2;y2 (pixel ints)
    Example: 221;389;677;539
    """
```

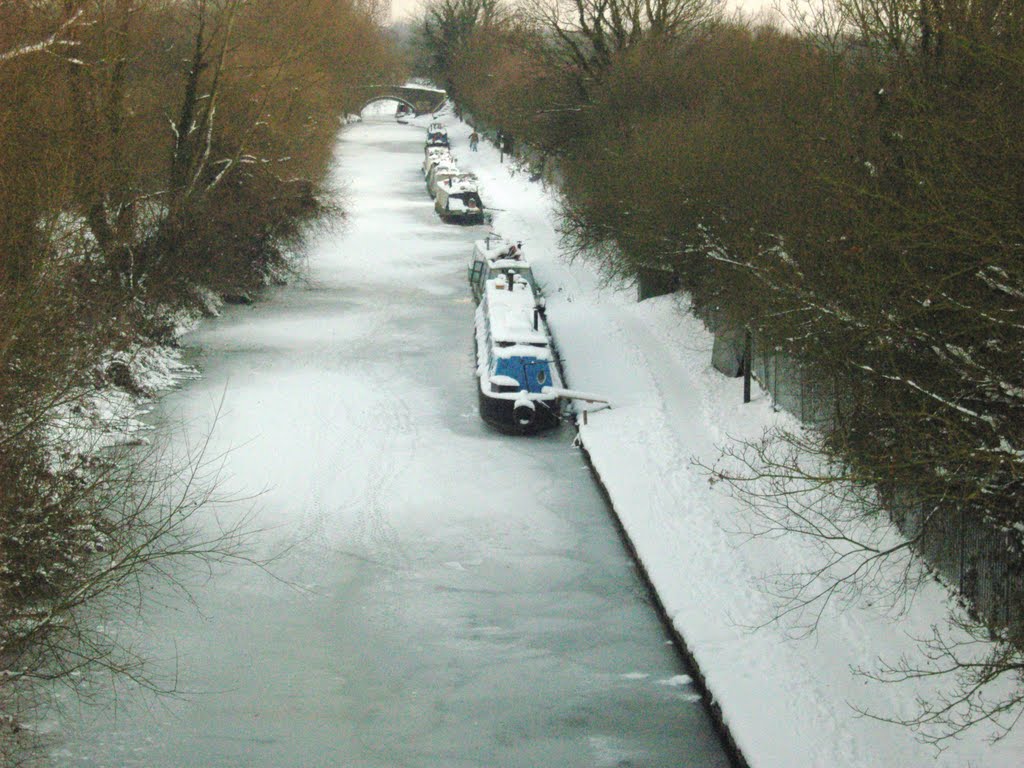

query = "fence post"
959;505;965;595
743;328;752;404
800;364;807;421
772;353;779;411
1005;531;1012;628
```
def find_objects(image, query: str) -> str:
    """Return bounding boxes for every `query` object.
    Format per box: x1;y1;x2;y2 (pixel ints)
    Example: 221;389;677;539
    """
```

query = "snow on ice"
414;107;1024;768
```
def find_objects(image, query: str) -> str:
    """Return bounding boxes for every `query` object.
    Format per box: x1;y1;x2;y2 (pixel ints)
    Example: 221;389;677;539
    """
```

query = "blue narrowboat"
425;125;449;149
475;271;562;433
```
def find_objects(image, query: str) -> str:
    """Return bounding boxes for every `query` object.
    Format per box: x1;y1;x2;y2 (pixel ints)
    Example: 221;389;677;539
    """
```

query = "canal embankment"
433;107;1024;768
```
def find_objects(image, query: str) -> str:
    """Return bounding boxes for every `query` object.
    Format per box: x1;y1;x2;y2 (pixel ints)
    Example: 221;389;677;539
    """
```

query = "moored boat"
427;162;463;198
426;125;449;148
468;236;535;302
475;271;562;433
435;175;485;224
423;146;453;177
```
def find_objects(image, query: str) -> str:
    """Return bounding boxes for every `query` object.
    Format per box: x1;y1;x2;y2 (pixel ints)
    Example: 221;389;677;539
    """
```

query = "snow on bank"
415;108;1024;767
52;321;200;467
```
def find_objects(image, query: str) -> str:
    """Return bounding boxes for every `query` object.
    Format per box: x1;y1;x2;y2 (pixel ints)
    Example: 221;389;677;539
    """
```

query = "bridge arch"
360;95;418;115
356;85;447;116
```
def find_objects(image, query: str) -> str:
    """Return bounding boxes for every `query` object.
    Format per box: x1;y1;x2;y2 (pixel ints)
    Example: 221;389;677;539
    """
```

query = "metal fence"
705;313;837;427
751;337;837;429
717;322;1023;631
887;490;1024;629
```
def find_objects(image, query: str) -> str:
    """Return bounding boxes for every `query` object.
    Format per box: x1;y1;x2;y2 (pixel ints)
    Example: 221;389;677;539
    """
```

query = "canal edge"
573;434;752;768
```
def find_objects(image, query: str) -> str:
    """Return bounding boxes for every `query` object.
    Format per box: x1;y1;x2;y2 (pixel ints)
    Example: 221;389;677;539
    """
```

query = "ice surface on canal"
50;117;729;767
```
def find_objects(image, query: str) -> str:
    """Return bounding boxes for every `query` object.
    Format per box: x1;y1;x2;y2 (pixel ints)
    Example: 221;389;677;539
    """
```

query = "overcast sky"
390;0;418;22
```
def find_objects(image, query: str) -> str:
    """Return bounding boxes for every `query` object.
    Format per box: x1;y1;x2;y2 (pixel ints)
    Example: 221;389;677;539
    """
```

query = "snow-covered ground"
45;100;1023;767
49;109;728;768
51;337;199;471
426;109;1024;766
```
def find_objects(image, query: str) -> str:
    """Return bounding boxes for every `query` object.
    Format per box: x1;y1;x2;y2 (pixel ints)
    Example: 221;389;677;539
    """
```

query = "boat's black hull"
478;389;560;435
439;213;485;225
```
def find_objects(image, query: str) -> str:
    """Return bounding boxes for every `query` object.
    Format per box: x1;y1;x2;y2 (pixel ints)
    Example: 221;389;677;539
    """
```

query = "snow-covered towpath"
439;111;1024;766
48;116;729;767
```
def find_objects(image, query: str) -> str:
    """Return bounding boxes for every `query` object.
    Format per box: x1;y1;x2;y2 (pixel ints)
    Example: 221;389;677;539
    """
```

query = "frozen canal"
52;117;731;767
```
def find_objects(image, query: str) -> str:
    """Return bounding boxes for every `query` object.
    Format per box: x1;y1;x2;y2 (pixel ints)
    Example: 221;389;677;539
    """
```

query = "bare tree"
857;617;1024;745
835;0;919;55
415;0;507;92
166;0;247;221
0;413;279;759
820;0;1024;61
705;421;1024;745
355;0;393;25
775;0;855;55
523;0;722;85
0;1;87;66
704;426;930;638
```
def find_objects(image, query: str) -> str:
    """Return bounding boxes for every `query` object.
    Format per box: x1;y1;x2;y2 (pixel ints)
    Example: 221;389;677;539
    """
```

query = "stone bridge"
358;84;447;116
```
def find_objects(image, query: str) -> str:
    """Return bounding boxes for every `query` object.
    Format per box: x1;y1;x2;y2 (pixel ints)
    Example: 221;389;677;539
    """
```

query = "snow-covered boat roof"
484;276;551;357
474;237;530;271
424;151;454;173
439;176;479;195
447;196;479;213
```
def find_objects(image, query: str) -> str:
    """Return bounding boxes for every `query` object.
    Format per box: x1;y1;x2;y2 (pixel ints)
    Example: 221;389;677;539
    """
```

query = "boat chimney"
506;269;514;291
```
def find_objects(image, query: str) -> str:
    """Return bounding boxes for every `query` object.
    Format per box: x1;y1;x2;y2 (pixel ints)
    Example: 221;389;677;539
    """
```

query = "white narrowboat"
423;146;453;177
435;175;485;224
468;237;536;303
427;162;461;199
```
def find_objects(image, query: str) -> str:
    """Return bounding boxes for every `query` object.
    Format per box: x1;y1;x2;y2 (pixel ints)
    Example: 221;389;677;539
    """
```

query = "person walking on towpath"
469;131;479;151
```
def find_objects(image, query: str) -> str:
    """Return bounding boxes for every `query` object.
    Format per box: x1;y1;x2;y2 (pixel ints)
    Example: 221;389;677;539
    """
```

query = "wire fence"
719;322;1023;631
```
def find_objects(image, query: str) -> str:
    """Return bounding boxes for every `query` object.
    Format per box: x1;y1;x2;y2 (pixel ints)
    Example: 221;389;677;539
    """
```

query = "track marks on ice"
296;374;419;576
